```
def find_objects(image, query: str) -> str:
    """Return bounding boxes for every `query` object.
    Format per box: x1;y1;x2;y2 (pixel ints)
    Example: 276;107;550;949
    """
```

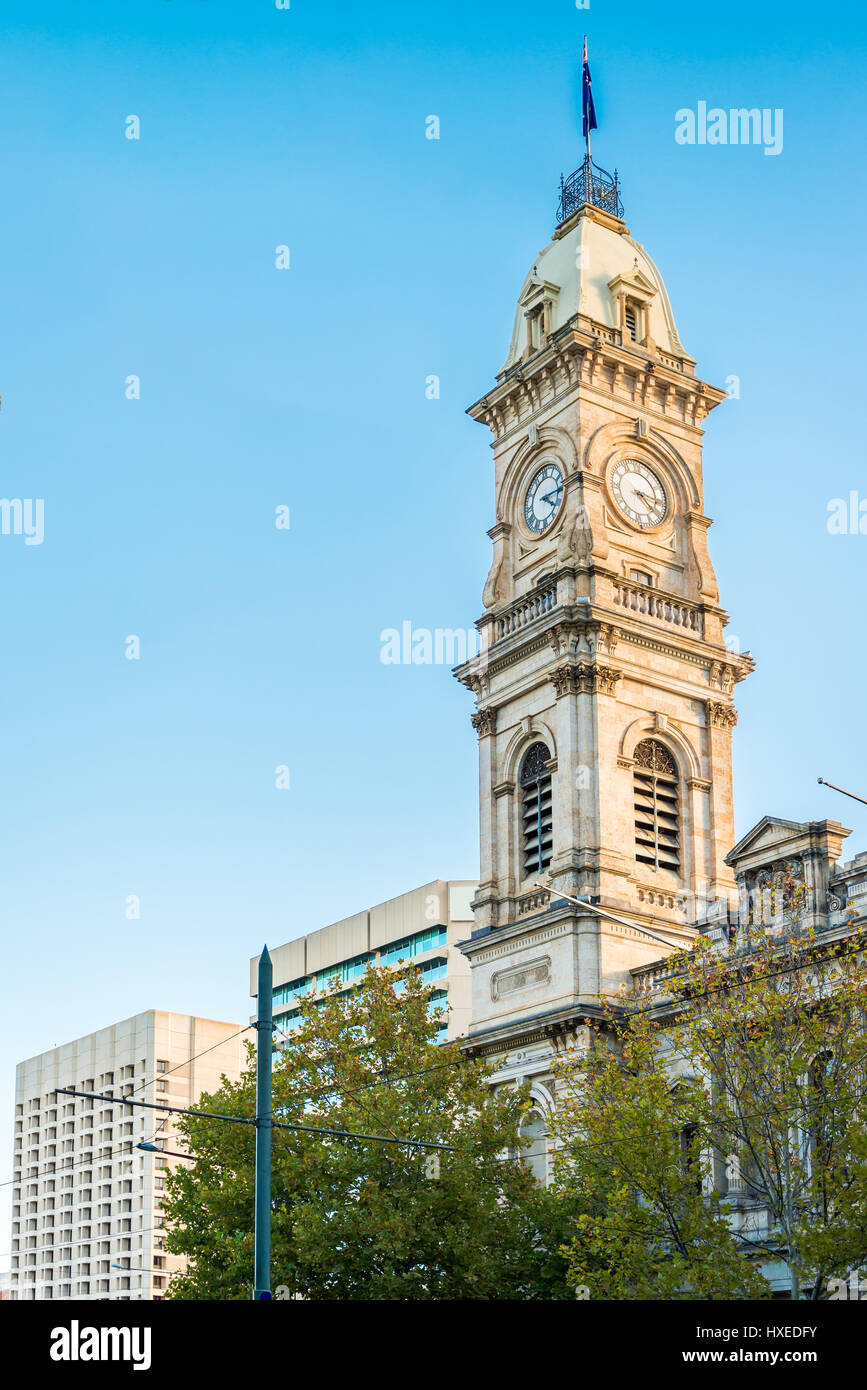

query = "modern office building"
11;1011;244;1301
252;880;477;1044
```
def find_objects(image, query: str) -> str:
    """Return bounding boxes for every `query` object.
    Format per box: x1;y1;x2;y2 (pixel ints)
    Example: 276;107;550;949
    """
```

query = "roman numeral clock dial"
609;459;668;528
523;463;564;534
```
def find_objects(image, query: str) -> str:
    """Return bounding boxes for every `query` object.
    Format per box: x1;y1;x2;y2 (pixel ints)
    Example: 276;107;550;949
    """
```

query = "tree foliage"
549;1014;771;1300
670;911;867;1299
551;899;867;1300
163;965;574;1299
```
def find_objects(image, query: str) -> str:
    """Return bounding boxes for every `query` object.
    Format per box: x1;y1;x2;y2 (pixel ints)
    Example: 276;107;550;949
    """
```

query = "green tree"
549;1012;771;1300
670;911;867;1300
164;964;575;1299
550;899;867;1300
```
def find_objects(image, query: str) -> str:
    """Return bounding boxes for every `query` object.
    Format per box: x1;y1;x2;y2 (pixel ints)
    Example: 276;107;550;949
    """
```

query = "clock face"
609;459;668;528
524;463;564;534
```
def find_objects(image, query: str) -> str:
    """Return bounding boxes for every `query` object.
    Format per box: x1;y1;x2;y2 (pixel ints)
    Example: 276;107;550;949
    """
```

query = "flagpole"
584;36;591;163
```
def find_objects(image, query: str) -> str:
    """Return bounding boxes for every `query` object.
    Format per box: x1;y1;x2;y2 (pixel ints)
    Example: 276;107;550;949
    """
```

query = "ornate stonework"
705;700;738;729
471;706;498;738
549;662;621;698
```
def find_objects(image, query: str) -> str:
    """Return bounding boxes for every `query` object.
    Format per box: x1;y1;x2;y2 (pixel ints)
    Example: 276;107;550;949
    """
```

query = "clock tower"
455;151;753;1067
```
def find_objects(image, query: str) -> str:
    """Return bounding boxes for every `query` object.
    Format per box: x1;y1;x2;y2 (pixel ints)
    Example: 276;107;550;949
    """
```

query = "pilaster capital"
471;706;498;738
550;662;621;698
705;699;738;730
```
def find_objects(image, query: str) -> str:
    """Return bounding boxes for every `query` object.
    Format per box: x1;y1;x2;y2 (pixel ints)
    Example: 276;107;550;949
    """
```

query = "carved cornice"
471;706;498;738
460;603;745;689
550;662;622;698
547;619;585;660
466;312;719;444
615;628;722;672
705;700;738;730
455;666;487;696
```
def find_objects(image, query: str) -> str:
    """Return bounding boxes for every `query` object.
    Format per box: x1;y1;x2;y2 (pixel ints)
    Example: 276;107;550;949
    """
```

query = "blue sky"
2;0;867;1255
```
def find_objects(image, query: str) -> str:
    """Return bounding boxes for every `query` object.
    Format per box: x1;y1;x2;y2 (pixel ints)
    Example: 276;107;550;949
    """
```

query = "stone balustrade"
494;583;558;641
613;579;703;636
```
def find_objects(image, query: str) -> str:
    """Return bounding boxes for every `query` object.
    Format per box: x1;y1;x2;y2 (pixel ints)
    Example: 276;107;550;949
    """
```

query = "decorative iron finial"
556;154;623;225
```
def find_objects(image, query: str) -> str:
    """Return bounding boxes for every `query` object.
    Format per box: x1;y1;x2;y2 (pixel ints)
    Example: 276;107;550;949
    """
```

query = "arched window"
633;739;680;873
520;742;553;878
519;1111;548;1185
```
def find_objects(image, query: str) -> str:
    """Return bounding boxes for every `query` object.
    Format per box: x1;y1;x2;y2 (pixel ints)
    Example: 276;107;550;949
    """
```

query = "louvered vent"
625;304;637;340
633;738;680;872
520;742;553;878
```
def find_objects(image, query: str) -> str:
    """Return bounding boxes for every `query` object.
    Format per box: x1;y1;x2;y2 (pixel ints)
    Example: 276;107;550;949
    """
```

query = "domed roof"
501;205;689;373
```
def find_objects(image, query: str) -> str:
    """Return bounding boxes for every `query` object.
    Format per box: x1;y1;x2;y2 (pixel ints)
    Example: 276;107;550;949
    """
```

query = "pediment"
607;268;658;300
519;277;560;308
725;816;810;869
726;815;851;873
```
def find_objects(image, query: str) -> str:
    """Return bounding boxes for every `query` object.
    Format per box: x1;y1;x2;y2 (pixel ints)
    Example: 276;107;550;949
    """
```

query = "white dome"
501;207;688;372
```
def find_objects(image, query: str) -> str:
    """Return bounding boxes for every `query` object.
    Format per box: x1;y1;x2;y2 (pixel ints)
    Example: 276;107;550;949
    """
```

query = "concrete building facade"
11;1011;243;1301
254;880;477;1044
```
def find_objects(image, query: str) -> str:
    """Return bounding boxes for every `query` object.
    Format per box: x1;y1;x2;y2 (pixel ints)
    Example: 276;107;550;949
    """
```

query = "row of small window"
272;928;450;1012
275;966;450;1036
16;1119;136;1141
15;1141;165;1190
15;1174;145;1202
14;1255;165;1274
18;1063;170;1114
14;1236;151;1256
272;954;374;1009
15;1199;141;1228
15;1278;166;1294
380;926;448;965
15;1215;151;1243
17;1162;132;1183
18;1114;135;1141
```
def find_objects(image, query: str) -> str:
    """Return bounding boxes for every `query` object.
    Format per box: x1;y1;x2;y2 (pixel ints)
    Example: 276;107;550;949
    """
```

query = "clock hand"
538;487;563;506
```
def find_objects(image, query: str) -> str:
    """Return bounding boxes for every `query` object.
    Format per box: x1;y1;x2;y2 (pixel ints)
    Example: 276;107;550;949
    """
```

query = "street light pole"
818;777;867;808
253;945;274;1301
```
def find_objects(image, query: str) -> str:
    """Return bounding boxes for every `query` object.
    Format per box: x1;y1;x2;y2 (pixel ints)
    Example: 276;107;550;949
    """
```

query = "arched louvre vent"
520;742;553;878
633;739;680;872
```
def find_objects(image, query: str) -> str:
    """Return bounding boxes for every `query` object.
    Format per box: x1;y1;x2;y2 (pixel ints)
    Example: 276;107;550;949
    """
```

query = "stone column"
686;777;713;909
493;778;516;913
704;700;739;901
471;705;498;930
549;664;581;898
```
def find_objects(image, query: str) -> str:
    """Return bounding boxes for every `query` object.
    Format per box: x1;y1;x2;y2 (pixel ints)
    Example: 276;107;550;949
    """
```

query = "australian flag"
582;37;597;139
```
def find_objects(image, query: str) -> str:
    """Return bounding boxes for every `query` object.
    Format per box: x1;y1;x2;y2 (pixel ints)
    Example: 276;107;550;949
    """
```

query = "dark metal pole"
253;945;273;1300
